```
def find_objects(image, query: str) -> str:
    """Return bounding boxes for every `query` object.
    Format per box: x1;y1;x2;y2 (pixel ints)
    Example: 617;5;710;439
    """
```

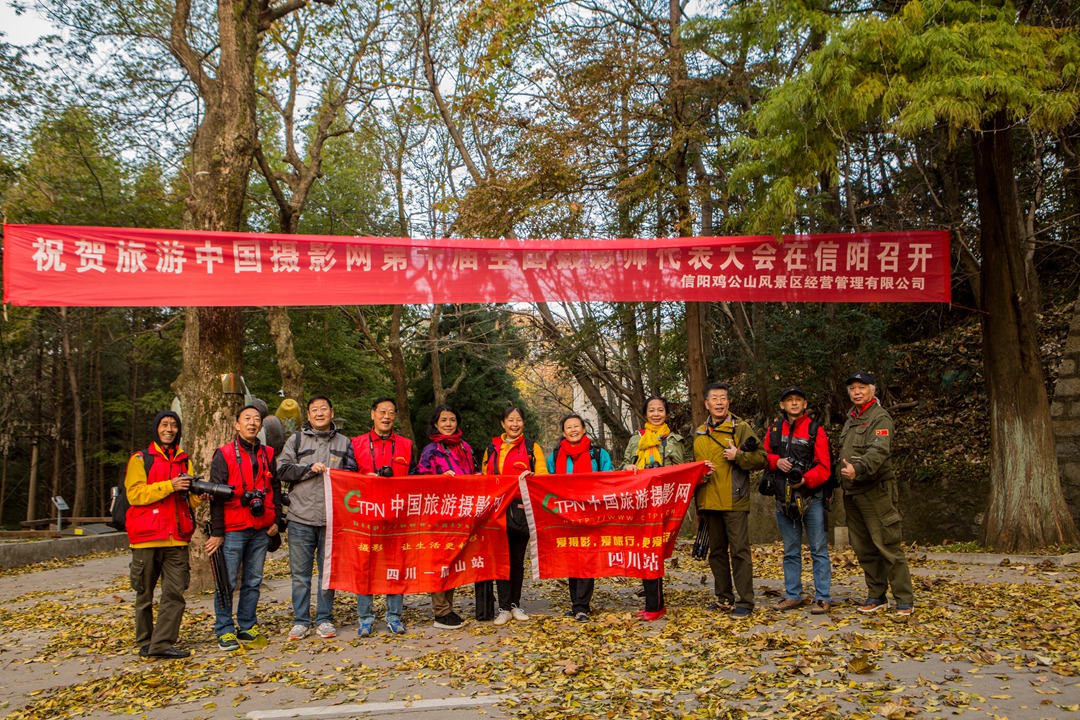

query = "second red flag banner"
323;463;708;595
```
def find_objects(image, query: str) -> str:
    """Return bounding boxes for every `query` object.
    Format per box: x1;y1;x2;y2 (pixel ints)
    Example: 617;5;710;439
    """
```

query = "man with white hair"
837;372;914;616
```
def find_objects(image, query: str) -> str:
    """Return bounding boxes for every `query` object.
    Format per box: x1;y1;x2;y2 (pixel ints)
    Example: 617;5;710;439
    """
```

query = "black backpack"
109;451;155;531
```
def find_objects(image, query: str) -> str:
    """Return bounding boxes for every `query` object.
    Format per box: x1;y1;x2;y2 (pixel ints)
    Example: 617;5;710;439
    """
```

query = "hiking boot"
288;624;310;640
357;620;375;637
895;603;914;617
810;600;832;615
857;597;888;613
237;626;263;644
563;610;576;618
730;605;753;619
433;612;464;629
218;633;241;651
386;618;406;635
575;612;590;623
316;622;338;638
510;604;529;621
776;597;809;611
493;609;512;626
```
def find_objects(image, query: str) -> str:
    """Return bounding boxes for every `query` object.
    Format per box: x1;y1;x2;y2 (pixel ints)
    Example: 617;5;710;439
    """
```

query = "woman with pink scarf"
417;404;476;629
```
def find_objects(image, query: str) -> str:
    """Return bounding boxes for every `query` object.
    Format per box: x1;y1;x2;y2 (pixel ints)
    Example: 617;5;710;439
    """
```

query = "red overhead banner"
521;463;708;581
2;224;951;306
322;470;519;596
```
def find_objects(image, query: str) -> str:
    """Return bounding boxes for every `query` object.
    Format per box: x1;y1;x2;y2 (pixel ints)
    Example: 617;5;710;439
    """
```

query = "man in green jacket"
838;371;914;616
693;382;766;618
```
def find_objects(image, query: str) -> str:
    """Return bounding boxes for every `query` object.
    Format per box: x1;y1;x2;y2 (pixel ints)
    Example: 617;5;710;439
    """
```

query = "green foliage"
731;0;1080;232
408;304;534;454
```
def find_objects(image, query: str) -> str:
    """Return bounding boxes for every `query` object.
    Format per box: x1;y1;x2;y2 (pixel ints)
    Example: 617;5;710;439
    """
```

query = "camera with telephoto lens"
181;474;234;500
784;457;809;484
644;460;662;469
374;465;394;478
241;489;266;516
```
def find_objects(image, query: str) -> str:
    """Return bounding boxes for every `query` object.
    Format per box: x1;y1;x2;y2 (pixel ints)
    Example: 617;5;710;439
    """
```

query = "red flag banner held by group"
2;224;951;306
322;470;519;595
519;462;709;581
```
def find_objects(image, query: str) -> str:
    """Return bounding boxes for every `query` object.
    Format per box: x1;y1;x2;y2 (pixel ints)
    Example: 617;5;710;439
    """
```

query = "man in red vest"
125;410;200;659
350;397;414;636
206;405;284;651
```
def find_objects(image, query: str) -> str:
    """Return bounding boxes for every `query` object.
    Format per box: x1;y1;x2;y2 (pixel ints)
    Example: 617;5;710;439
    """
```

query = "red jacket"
763;415;831;491
351;430;413;476
125;443;195;546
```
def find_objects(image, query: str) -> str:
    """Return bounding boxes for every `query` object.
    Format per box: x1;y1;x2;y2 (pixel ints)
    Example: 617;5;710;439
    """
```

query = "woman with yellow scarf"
621;396;686;620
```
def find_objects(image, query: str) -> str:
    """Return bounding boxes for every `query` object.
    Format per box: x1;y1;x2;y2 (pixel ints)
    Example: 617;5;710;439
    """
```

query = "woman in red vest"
475;406;547;625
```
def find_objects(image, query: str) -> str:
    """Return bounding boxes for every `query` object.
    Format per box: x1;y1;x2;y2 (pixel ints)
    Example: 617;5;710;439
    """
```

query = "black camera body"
374;465;394;478
242;489;266;516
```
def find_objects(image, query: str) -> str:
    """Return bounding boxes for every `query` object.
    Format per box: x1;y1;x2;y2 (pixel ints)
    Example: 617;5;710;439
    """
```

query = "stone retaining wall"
1052;299;1080;526
0;533;129;569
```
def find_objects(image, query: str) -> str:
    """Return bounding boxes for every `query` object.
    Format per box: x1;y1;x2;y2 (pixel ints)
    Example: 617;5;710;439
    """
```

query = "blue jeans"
288;521;334;626
213;528;271;636
776;495;831;602
356;594;404;624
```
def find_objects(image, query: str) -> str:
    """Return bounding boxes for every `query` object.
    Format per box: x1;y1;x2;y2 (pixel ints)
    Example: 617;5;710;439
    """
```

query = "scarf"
850;398;879;418
430;431;473;474
636;422;670;469
557;436;593;474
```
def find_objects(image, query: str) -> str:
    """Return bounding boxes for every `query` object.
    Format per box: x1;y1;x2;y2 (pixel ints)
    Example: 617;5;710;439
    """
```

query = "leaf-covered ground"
0;544;1077;720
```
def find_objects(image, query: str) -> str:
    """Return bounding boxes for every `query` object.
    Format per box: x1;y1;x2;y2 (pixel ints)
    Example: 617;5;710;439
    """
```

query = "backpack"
109;451;154;531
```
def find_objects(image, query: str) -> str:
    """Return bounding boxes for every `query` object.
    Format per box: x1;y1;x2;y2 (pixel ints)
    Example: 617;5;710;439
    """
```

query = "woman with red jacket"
475;406;547;626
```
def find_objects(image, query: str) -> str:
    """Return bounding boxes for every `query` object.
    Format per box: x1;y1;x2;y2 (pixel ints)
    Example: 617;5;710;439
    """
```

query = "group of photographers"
124;371;913;659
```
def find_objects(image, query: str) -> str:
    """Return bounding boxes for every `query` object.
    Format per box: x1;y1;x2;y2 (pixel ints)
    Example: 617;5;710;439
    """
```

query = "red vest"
351;431;413;476
486;435;534;475
219;439;277;531
125;444;195;545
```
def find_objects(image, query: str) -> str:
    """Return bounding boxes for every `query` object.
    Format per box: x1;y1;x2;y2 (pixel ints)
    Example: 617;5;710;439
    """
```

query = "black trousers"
475;527;530;617
642;577;664;612
569;578;594;614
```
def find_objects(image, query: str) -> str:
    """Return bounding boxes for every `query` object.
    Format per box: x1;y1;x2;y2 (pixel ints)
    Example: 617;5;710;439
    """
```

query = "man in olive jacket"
837;372;914;616
693;382;766;618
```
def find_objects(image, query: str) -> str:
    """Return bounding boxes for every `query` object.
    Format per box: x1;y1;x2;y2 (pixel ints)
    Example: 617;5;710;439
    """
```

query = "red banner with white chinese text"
3;224;951;306
521;462;709;581
322;470;518;595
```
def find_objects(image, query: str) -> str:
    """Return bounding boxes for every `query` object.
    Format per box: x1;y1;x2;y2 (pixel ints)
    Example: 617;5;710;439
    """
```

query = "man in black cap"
837;372;914;615
124;410;200;659
761;387;834;614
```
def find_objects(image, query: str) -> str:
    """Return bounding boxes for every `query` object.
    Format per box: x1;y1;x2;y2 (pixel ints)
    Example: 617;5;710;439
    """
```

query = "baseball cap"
778;385;806;401
845;371;877;386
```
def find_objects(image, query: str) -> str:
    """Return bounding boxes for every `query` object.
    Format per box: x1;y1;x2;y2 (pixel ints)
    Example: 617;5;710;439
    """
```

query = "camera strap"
233;439;269;494
368;432;396;472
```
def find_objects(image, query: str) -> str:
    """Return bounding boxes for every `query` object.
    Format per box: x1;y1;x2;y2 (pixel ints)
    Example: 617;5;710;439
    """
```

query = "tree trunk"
267;307;305;401
388;306;414;441
974;112;1079;550
60;309;88;517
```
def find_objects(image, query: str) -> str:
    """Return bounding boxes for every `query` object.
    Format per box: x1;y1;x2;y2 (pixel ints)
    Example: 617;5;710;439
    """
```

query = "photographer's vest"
765;416;820;496
219;439;276;531
125;443;196;545
351;431;413;477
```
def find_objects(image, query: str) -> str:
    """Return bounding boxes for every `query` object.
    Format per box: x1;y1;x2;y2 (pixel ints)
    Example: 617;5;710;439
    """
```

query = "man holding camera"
125;410;201;659
278;396;358;641
350;397;415;636
206;405;284;651
693;382;766;618
838;372;914;616
762;387;833;615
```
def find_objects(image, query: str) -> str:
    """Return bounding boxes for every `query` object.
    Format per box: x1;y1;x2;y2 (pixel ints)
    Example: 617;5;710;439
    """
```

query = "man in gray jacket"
278;396;358;640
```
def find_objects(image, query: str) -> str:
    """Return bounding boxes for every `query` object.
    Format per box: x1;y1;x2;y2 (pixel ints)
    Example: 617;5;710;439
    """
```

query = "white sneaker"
316;622;337;638
288;624;310;640
493;609;512;626
510;604;529;622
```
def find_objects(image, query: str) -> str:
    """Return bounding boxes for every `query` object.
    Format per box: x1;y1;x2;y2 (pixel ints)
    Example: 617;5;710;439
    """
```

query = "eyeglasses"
374;410;396;417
